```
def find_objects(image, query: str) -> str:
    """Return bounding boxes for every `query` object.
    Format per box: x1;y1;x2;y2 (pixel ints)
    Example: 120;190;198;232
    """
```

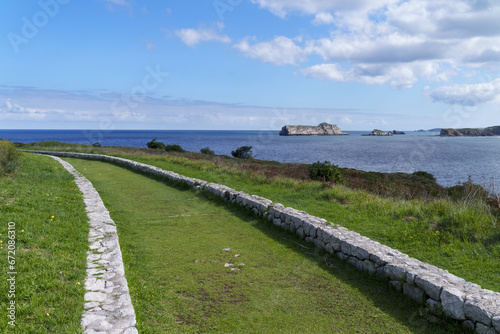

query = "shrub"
146;138;166;150
200;147;215;155
448;177;490;204
0;140;20;174
309;161;343;183
231;146;253;159
92;142;102;147
165;144;185;152
412;171;436;182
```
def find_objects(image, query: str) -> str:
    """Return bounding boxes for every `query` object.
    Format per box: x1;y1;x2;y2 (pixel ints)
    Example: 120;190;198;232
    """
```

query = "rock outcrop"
440;126;500;136
392;130;406;135
362;129;393;136
279;123;348;136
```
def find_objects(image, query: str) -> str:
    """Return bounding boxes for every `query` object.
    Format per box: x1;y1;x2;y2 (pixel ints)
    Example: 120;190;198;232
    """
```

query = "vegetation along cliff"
440;126;500;136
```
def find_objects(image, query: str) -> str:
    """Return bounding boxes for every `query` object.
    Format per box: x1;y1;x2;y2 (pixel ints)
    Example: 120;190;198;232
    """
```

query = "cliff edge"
279;123;348;136
440;126;500;136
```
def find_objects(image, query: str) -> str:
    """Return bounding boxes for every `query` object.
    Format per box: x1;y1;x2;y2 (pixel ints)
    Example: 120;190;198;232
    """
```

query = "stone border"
26;151;500;334
47;155;137;334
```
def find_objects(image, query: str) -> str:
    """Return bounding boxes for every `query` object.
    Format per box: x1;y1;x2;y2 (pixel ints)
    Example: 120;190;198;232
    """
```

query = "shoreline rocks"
279;122;348;136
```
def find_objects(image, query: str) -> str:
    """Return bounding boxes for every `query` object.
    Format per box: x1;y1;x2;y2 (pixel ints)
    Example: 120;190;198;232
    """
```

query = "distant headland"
279;123;348;136
440;126;500;137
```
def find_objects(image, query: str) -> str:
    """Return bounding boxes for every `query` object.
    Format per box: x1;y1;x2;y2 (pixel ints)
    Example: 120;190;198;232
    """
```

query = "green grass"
63;157;470;333
0;153;88;333
19;144;500;293
44;146;500;293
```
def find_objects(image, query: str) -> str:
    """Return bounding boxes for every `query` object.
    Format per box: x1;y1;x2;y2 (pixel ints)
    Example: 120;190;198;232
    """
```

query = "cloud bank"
231;0;500;94
427;78;500;106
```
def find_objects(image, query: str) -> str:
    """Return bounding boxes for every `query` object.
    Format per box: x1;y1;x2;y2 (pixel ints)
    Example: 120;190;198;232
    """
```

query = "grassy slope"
63;157;470;333
18;144;500;293
84;150;500;293
0;153;88;333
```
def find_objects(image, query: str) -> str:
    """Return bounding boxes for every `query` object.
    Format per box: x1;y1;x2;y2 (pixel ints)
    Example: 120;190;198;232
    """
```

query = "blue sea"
2;129;500;192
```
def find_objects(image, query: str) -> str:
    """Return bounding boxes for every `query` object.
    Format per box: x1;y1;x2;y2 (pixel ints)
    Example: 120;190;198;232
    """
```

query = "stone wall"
25;150;500;334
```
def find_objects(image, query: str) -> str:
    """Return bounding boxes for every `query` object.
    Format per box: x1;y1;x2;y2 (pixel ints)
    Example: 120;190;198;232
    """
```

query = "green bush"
448;178;490;204
146;138;166;150
309;161;343;183
92;142;102;147
412;171;436;182
165;144;185;152
231;146;253;159
200;147;215;155
0;140;20;174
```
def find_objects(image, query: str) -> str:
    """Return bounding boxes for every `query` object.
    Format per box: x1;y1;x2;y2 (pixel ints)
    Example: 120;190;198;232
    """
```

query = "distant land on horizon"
440;125;500;137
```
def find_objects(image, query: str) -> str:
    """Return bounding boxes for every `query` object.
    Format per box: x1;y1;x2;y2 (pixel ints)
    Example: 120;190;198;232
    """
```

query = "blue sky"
1;0;499;130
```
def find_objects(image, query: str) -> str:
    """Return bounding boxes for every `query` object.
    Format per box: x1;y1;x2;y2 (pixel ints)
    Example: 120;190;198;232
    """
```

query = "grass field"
0;153;88;333
23;142;498;291
63;156;470;333
17;143;500;294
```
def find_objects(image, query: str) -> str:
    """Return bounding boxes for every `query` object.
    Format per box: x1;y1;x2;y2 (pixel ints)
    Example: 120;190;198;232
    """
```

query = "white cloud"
0;98;65;120
301;64;346;81
427;78;500;106
175;23;231;46
106;0;129;5
234;36;307;66
302;61;445;89
241;0;500;91
1;87;385;130
250;0;396;19
312;12;335;25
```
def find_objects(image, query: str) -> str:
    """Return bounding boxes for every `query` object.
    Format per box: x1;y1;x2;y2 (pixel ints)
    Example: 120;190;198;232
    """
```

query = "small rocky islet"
279;122;348;136
362;129;405;136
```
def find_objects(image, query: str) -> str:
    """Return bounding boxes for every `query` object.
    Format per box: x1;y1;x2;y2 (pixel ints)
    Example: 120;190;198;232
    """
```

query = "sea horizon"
3;129;499;193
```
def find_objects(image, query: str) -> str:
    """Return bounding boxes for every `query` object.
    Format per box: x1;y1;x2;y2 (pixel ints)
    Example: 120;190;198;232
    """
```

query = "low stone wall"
25;150;500;334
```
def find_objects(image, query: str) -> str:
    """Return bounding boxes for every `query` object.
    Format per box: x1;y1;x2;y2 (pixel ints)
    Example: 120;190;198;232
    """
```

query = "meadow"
18;142;499;292
3;140;498;331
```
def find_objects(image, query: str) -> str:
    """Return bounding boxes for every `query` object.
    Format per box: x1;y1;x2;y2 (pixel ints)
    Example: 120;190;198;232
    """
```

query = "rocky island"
279;123;348;136
362;129;393;136
440;126;500;136
392;130;406;135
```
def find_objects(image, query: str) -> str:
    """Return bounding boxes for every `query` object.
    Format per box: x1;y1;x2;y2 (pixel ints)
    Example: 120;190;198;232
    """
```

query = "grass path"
63;157;469;333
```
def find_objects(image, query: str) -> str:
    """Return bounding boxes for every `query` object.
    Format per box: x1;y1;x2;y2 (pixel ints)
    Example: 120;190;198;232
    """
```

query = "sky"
1;0;499;131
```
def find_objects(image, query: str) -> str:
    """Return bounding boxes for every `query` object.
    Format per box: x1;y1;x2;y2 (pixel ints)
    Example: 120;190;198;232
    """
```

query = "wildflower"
47;313;50;316
21;230;24;232
51;216;54;218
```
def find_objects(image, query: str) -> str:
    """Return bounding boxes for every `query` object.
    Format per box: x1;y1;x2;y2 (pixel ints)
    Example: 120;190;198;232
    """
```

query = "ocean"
2;129;499;192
